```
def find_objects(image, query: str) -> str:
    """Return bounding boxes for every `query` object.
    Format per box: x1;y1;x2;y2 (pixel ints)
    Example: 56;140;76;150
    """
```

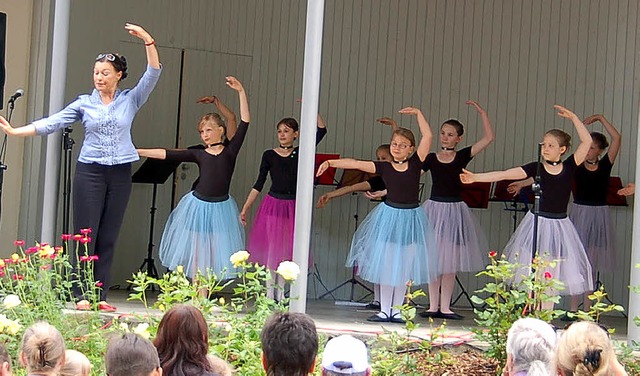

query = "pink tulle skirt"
247;194;296;270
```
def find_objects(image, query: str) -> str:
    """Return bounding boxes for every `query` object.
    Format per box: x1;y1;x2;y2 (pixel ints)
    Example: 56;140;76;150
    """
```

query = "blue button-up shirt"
32;64;162;165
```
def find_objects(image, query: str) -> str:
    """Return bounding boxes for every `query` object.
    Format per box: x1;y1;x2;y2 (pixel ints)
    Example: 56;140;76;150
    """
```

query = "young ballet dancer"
239;114;326;300
460;105;593;308
420;100;494;320
509;114;621;314
316;106;438;323
137;76;249;279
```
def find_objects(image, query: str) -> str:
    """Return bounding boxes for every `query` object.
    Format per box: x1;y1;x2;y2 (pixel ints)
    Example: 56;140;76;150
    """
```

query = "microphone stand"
0;97;17;228
62;127;74;236
529;143;543;311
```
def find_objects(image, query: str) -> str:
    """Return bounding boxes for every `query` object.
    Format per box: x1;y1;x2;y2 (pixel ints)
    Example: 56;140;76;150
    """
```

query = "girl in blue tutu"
137;76;249;279
316;107;438;323
239;114;327;300
460;105;593;309
420;100;494;320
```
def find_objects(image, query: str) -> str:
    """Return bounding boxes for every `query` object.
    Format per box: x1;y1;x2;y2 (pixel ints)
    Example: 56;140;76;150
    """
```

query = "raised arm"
226;76;249;123
555;105;590;165
316;181;372;208
137;148;167;160
197;96;238;139
460;167;527;184
583;114;621;163
377;116;399;133
398;107;432;161
316;158;376;177
0;116;36;137
125;23;160;69
467;101;495;157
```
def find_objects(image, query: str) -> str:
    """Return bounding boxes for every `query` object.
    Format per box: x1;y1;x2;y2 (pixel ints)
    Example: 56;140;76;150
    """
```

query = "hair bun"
583;348;602;370
116;54;128;80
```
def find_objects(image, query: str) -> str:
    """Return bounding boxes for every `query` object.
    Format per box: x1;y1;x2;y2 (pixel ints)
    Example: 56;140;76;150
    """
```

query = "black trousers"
72;161;132;301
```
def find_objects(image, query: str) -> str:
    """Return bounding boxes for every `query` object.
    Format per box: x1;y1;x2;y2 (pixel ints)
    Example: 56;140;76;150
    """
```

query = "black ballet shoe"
438;312;464;320
364;301;381;310
366;312;390;323
419;310;440;318
390;313;406;324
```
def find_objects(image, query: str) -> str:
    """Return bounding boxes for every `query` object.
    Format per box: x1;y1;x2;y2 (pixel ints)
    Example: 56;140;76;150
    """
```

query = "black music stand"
318;168;375;302
130;158;181;285
450;182;492;309
491;180;535;232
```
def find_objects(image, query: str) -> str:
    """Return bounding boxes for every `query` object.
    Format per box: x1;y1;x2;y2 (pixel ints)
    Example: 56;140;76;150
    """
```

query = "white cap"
321;335;370;374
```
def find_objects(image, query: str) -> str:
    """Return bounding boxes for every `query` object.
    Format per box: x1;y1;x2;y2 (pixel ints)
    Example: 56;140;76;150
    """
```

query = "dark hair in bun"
96;53;128;81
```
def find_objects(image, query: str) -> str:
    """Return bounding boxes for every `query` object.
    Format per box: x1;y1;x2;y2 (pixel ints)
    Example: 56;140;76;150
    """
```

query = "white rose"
3;295;21;309
276;261;300;281
133;323;150;339
229;250;250;268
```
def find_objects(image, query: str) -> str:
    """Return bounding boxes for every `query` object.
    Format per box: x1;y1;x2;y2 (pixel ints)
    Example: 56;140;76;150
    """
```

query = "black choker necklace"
393;159;407;164
441;146;455;151
585;159;599;165
545;159;562;166
279;144;294;150
208;142;224;147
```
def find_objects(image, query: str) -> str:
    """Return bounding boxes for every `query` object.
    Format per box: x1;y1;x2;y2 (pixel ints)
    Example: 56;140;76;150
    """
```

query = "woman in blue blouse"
0;23;162;312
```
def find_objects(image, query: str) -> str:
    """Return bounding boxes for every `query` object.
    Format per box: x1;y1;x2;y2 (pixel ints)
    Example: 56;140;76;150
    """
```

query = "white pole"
289;0;325;313
627;108;640;344
40;0;70;243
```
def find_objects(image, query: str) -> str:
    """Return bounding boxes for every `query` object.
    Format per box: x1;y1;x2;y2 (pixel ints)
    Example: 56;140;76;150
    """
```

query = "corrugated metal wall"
60;0;639;309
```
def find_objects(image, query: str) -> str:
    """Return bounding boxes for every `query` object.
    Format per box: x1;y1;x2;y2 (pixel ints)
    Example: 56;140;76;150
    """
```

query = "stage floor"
99;289;629;347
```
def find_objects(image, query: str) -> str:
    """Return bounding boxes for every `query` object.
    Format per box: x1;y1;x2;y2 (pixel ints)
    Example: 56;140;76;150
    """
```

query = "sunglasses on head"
96;53;116;62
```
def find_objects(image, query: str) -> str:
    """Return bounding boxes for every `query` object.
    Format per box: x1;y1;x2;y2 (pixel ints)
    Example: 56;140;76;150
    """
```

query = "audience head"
59;350;91;376
20;322;66;375
154;304;214;376
321;335;371;376
0;343;11;376
556;321;620;376
261;312;318;376
106;333;161;376
505;318;556;376
206;354;234;376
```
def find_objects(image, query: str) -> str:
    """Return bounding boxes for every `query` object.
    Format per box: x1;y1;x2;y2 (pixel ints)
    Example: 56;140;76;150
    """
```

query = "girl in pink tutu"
240;115;326;300
460;105;594;309
419;100;494;320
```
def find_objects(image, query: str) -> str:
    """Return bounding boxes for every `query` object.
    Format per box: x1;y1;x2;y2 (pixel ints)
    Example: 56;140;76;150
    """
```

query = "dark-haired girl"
420;100;494;320
460;105;594;308
0;23;161;312
138;76;249;281
240;115;326;300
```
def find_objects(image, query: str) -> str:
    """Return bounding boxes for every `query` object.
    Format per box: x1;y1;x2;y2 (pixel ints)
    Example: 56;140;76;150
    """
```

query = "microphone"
8;89;24;103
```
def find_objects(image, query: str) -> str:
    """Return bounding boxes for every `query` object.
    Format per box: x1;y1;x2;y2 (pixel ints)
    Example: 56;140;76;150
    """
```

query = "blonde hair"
59;350;91;376
20;322;66;374
197;113;226;133
556;321;614;376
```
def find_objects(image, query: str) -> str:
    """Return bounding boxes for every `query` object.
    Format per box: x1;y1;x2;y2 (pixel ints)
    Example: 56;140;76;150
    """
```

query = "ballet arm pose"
618;182;635;196
507;177;534;196
560;105;591;165
316;158;376;179
226;76;249;124
377;116;399;132
583;113;621;163
398;106;433;161
125;23;160;69
197;95;238;139
316;181;373;208
467;100;495;156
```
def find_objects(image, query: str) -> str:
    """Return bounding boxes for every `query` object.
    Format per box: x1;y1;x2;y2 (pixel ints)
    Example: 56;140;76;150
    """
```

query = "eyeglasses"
96;53;116;62
390;142;410;150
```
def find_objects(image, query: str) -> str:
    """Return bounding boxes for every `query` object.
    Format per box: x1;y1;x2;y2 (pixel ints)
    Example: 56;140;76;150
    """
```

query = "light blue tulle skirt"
159;192;245;278
346;202;438;286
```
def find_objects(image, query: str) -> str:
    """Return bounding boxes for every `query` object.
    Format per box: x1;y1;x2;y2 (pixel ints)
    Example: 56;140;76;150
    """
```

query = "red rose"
488;251;497;258
13;240;25;247
544;271;552;280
